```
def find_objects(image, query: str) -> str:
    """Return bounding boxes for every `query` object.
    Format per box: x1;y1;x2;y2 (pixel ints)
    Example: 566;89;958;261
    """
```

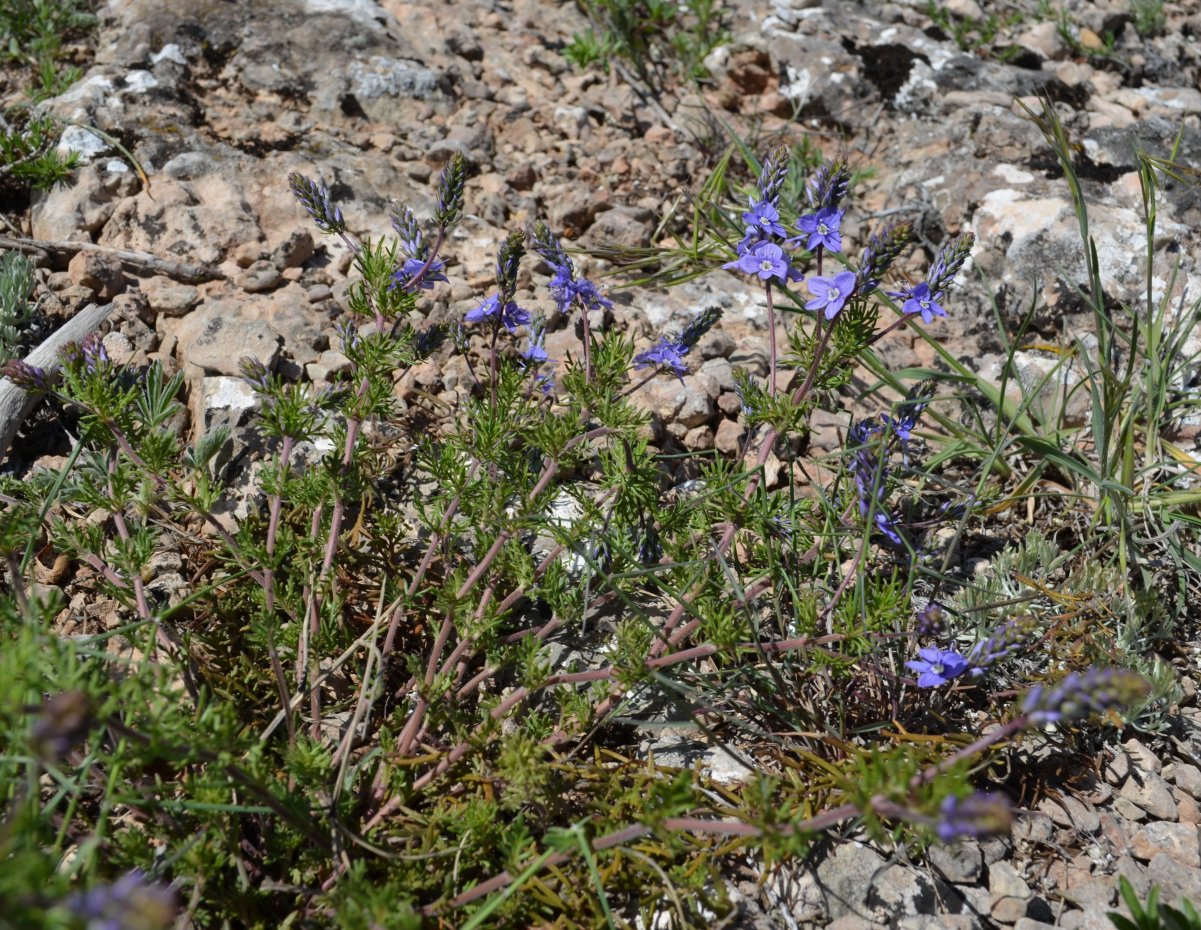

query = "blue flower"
548;264;612;314
805;270;857;319
742;198;787;239
894;282;946;324
848;416;888;517
795;207;843;253
633;337;689;378
875;511;904;546
466;294;531;333
523;322;550;364
906;647;969;688
723;241;798;284
391;256;448;292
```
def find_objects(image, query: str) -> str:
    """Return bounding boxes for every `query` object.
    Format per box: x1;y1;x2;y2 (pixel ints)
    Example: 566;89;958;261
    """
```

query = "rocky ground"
4;0;1201;926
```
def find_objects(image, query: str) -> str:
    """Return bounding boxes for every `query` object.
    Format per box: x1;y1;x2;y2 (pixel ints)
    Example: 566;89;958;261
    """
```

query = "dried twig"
0;234;222;283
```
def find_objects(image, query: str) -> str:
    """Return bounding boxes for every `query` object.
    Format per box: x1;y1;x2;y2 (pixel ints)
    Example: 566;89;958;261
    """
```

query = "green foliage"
0;0;95;192
566;0;729;86
1131;0;1167;37
1110;877;1201;930
0;107;1186;928
922;1;1026;58
0;111;80;190
0;0;95;63
0;250;35;363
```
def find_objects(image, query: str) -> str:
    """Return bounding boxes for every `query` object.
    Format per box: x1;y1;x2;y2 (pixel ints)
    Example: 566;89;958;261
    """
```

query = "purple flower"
1022;668;1151;725
466;294;531;334
935;793;1013;843
894;282;946;324
742;198;787;239
391;256;448;292
795;207;843;253
634;337;689;378
1;359;51;392
64;870;176;930
805;270;858;319
883;408;922;465
906;647;969;688
884;411;919;445
724;240;794;283
238;357;271;391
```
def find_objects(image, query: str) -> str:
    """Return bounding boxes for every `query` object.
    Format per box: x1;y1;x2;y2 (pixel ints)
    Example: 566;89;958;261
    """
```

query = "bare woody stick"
0;235;222;284
0;301;111;461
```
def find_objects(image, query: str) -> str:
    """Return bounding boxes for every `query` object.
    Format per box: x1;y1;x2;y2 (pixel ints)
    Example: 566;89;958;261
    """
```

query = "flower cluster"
2;358;52;393
389;204;448;293
846;415;914;546
61;333;110;375
531;221;612;316
721;147;808;287
719;153;947;331
855;221;913;296
888;232;975;325
467;231;532;334
1023;668;1151;725
633;306;723;381
288;173;345;235
433;151;468;230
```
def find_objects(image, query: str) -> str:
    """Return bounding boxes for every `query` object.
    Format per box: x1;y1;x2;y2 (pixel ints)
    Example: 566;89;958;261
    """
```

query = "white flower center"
919;298;930;310
817;222;829;235
828;287;841;301
759;260;773;272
